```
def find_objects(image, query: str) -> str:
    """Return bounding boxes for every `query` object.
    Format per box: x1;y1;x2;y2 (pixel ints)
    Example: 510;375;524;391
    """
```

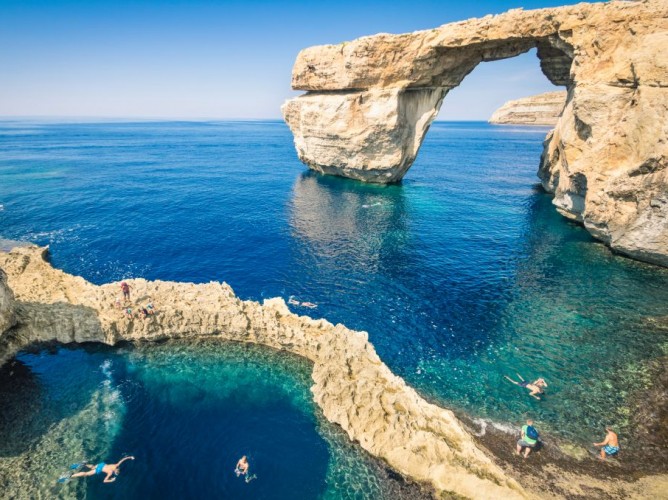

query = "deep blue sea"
1;120;667;498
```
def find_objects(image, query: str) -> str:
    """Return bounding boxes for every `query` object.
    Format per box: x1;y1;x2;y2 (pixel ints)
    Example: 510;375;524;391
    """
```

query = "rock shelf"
0;246;524;499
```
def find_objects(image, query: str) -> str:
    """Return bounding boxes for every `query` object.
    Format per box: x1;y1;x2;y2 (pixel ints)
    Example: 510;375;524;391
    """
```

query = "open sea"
0;120;667;498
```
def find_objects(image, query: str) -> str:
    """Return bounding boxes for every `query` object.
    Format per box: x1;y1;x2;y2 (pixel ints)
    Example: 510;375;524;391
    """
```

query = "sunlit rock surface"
489;91;566;125
0;246;524;499
282;0;668;267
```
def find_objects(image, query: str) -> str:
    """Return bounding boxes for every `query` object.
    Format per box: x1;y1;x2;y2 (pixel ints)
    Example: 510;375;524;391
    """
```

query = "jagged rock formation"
489;91;567;125
0;246;524;499
0;270;15;337
282;0;668;267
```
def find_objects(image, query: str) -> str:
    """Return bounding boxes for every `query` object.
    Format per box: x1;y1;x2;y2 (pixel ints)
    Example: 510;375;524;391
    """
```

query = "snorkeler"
235;456;249;476
234;456;257;483
504;373;547;400
70;456;135;483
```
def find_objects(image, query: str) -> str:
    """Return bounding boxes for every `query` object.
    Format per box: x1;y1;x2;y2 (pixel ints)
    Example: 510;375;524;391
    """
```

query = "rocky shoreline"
1;246;666;499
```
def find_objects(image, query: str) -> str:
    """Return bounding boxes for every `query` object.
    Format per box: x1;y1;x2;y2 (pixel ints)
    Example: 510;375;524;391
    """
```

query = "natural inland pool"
1;120;667;495
0;341;423;499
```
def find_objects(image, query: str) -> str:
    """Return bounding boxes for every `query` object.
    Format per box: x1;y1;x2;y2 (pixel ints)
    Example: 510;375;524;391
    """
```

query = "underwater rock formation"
282;0;668;267
0;246;524;499
489;91;566;125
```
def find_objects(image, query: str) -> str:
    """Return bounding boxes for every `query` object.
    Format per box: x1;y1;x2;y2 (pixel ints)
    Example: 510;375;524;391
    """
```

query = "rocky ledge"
282;0;668;267
489;91;566;126
0;246;523;499
1;246;667;498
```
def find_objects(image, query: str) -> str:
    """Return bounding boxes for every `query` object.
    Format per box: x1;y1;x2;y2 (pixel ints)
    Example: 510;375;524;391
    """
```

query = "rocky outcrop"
0;246;524;499
0;270;15;337
489;91;566;125
282;0;668;267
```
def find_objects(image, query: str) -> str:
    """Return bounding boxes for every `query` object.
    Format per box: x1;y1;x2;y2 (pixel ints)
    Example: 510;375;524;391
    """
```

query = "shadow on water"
0;358;48;457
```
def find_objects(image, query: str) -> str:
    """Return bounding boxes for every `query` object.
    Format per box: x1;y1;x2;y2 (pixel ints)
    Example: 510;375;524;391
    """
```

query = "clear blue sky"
0;0;600;120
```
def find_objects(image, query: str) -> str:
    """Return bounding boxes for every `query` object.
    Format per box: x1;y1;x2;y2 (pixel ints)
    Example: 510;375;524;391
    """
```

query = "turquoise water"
0;120;667;495
0;341;416;498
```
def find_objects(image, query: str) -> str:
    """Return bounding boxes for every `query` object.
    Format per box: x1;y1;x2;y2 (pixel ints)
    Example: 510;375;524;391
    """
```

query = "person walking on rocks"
593;427;620;460
516;419;540;458
120;282;132;302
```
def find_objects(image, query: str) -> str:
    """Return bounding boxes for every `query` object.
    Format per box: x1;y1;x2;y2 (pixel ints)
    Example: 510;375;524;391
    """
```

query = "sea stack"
489;91;567;125
283;0;668;267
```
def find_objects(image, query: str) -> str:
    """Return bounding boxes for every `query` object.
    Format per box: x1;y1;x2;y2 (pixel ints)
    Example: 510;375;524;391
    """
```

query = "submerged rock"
282;0;668;267
489;91;567;126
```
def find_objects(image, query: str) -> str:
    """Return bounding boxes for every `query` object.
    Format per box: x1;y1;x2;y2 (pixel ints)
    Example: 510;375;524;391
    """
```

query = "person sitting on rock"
593;427;620;460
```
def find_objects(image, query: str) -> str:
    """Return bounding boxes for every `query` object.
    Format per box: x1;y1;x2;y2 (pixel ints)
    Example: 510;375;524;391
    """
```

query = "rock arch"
282;0;668;267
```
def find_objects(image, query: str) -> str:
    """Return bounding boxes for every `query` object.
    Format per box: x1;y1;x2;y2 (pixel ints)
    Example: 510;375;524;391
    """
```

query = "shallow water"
0;120;667;494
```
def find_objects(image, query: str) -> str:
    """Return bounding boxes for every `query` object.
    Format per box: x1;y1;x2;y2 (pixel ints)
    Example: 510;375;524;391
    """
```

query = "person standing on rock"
120;281;132;302
593;427;620;460
516;419;540;458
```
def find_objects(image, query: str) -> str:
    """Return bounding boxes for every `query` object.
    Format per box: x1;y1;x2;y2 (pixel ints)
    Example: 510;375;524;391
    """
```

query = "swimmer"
288;296;300;306
235;456;249;477
504;373;547;400
301;302;317;309
593;427;620;460
71;456;135;483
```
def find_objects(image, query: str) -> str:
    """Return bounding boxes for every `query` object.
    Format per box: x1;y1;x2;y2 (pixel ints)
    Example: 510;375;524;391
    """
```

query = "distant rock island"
283;0;668;267
489;91;567;126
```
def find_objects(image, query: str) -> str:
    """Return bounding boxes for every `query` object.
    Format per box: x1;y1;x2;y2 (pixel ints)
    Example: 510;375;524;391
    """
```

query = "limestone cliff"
489;91;566;125
0;270;15;337
282;0;668;267
0;246;524;499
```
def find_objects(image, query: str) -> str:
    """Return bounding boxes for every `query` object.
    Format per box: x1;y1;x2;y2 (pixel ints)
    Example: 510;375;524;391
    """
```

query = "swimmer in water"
71;456;135;483
235;456;249;477
504;373;547;400
287;296;317;308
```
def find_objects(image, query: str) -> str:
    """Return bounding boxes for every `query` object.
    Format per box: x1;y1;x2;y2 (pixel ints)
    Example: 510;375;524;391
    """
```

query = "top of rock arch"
291;0;666;91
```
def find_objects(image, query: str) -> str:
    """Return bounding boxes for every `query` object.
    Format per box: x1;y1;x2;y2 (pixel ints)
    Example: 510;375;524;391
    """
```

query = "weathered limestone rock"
489;91;567;125
0;270;15;337
282;0;668;267
0;246;524;499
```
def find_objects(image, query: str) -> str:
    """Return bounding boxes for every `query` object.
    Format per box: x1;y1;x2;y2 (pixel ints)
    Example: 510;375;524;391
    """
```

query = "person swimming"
287;296;317;308
70;456;135;483
235;455;249;477
504;373;548;400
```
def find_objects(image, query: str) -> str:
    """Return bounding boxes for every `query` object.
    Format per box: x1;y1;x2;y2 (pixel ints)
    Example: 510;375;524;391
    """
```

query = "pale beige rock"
282;0;668;267
489;91;567;125
0;246;525;499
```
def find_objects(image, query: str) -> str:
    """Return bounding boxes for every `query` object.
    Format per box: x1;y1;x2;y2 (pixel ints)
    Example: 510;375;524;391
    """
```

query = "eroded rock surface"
0;270;15;337
489;91;566;125
282;0;668;267
0;246;524;499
